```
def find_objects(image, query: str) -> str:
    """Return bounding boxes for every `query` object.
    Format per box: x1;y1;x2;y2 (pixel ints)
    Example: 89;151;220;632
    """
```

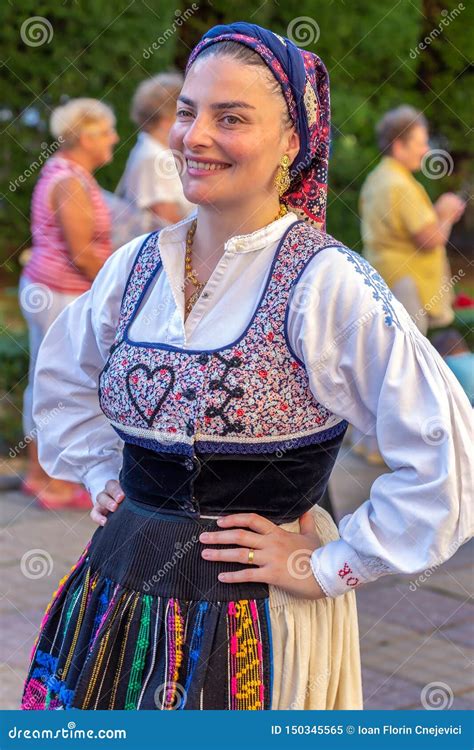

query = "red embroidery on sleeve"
338;562;352;579
338;562;359;587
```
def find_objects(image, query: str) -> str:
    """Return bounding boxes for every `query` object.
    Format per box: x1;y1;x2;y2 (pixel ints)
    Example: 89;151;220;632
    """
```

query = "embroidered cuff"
310;538;377;598
82;458;123;506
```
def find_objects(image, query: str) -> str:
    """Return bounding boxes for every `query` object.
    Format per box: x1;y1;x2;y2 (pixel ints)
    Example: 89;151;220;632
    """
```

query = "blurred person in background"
431;328;474;406
19;98;119;509
352;105;466;463
116;72;195;225
360;105;465;336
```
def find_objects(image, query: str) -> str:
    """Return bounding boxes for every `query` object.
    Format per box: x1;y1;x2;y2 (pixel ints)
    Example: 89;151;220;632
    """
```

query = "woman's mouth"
186;158;232;175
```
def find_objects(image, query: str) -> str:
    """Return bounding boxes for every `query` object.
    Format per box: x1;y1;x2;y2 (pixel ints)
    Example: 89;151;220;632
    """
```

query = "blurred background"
0;0;472;712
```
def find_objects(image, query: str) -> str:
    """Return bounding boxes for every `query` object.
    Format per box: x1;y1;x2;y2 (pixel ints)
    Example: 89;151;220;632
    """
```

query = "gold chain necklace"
184;203;288;316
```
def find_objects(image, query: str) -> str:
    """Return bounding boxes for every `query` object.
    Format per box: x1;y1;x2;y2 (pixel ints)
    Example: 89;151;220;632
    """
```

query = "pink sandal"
35;487;92;511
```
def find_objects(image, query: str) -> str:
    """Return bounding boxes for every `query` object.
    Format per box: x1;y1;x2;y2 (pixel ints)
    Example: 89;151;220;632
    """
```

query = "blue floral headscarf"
185;21;331;230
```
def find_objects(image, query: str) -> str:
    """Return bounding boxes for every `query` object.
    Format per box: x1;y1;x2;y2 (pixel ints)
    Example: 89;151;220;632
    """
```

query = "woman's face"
169;55;299;209
79;118;119;167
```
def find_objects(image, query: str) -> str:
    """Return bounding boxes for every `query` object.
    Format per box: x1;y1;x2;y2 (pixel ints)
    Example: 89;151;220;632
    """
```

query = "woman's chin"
96;153;113;168
182;186;226;207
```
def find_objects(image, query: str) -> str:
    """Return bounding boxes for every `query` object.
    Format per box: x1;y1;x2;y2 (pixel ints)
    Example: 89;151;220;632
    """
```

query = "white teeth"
187;159;229;171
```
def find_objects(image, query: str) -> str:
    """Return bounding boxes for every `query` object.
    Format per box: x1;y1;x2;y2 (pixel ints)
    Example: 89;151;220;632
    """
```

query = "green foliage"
1;0;472;267
0;0;178;269
0;327;29;450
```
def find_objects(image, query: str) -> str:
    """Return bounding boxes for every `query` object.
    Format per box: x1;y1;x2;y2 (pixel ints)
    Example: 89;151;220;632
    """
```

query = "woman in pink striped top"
19;98;119;509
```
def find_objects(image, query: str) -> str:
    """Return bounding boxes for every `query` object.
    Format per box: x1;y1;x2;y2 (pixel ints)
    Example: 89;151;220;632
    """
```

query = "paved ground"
1;439;472;711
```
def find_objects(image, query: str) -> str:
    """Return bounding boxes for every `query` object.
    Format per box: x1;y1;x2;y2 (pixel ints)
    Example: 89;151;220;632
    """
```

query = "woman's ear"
286;127;300;165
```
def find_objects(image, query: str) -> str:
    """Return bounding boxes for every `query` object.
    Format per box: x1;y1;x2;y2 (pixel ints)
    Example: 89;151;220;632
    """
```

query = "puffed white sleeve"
32;234;150;505
287;245;473;598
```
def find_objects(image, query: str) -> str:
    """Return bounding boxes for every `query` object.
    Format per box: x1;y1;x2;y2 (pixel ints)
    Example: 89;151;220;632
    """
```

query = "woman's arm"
52;176;105;280
392;182;465;252
32;233;150;506
288;246;473;598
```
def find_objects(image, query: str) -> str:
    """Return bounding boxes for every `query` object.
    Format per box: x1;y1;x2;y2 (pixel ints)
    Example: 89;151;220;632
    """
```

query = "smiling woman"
170;44;298;219
21;21;472;712
167;42;302;317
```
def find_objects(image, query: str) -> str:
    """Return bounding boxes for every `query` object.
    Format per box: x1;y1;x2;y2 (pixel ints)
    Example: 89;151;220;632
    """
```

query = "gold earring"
274;154;291;196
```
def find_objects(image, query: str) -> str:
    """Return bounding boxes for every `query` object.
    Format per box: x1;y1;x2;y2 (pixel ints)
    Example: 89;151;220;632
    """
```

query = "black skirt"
21;497;273;710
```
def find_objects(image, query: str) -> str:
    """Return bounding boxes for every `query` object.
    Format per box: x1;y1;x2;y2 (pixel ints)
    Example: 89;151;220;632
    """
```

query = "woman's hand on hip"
198;510;327;600
90;479;125;526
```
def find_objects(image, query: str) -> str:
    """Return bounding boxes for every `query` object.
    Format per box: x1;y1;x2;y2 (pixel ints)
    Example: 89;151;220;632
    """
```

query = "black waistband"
119;429;346;524
88;499;270;601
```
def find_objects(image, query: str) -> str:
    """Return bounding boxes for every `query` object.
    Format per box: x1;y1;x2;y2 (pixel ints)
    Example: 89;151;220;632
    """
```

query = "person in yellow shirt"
352;105;465;465
360;105;465;336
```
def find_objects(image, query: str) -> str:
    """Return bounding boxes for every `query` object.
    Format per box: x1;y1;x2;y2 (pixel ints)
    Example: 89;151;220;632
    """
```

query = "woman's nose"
182;115;213;149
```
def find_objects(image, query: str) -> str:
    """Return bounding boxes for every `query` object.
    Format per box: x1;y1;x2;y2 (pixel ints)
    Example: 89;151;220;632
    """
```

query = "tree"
0;0;177;273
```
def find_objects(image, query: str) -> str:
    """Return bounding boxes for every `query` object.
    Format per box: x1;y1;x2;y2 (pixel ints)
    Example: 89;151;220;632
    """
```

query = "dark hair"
187;40;293;131
375;105;428;154
431;328;468;358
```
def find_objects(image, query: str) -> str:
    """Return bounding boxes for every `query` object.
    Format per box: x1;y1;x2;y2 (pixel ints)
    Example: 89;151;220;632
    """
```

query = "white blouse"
32;210;473;598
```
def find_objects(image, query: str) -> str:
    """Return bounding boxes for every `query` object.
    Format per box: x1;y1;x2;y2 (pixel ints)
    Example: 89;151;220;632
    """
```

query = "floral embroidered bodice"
98;220;348;458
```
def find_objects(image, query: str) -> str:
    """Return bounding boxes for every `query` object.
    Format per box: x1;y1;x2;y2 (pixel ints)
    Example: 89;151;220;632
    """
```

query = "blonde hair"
131;72;184;131
50;98;116;148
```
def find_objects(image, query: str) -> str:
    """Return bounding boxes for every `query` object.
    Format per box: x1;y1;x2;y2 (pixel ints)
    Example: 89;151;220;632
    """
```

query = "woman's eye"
221;115;241;125
176;109;193;118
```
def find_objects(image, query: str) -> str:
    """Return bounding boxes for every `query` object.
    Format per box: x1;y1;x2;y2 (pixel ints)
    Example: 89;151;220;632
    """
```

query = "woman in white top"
21;23;472;712
116;73;195;225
